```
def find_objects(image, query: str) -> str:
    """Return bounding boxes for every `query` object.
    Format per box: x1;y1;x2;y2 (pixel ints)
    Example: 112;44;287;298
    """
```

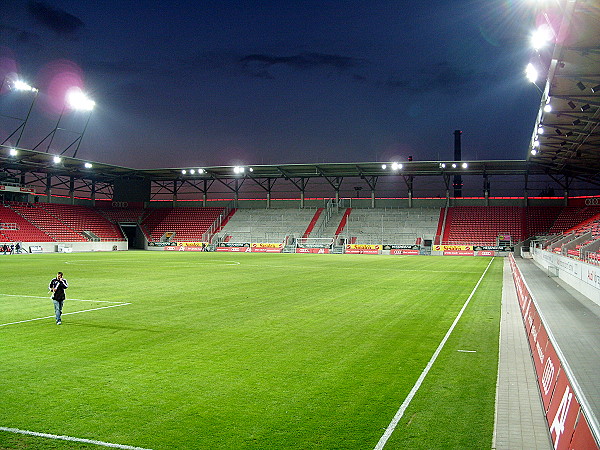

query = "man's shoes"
56;321;61;325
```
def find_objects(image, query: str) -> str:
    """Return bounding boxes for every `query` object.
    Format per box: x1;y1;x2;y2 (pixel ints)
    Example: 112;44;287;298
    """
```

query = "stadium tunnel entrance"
120;224;146;249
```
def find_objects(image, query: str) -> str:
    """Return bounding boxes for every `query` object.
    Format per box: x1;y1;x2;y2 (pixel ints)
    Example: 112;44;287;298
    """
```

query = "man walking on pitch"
49;272;68;325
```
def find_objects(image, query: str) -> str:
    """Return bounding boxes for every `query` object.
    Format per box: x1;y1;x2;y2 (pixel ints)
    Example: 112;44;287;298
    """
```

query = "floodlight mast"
0;79;39;148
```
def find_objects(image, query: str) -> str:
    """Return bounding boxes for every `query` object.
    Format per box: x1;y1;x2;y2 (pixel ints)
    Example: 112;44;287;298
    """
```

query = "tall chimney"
453;130;462;198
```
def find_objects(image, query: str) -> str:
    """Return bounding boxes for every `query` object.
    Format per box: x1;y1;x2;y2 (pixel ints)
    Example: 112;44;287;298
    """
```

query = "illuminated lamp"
581;104;590;111
9;148;18;156
53;156;62;164
591;84;600;93
84;162;93;169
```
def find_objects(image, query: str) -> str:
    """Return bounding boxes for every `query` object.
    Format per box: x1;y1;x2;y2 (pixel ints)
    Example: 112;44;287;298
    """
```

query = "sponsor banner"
569;411;600;450
219;242;250;247
390;249;419;255
529;315;550;378
346;249;379;254
216;246;251;252
497;234;512;241
251;247;282;253
297;243;332;249
177;242;208;247
296;248;330;254
383;244;419;250
546;371;580;450
473;245;513;252
164;246;204;251
29;245;43;253
347;244;382;251
443;250;474;256
568;196;600;207
477;251;496;257
252;243;283;249
434;245;473;251
148;242;171;247
0;185;35;194
539;339;561;411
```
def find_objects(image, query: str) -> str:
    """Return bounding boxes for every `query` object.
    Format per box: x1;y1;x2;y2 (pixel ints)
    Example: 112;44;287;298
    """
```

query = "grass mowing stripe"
0;303;132;327
374;257;495;450
0;293;126;303
0;427;151;450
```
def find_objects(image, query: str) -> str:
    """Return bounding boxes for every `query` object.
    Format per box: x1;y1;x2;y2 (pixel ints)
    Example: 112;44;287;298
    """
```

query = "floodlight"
572;119;581;126
451;163;457;169
66;88;95;111
233;166;245;174
544;104;552;112
565;131;573;137
530;25;553;50
581;104;590;111
537;126;544;134
461;162;468;169
531;149;538;155
525;63;538;83
249;167;253;172
592;84;600;93
84;162;93;169
533;140;540;148
181;170;187;175
439;163;446;169
391;162;402;170
9;148;18;156
13;80;37;92
190;169;196;175
198;168;205;174
381;164;387;169
53;156;62;164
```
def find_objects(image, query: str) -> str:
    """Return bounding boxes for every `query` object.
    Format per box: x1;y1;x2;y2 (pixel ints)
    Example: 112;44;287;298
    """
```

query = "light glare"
66;88;95;111
525;63;538;83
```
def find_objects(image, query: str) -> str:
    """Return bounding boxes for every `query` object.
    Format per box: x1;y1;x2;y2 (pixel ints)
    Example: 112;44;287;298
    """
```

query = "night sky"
1;1;541;169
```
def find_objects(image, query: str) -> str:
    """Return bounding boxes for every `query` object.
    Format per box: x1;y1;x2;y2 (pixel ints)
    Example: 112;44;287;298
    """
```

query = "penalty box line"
373;257;495;450
0;302;132;328
0;426;152;450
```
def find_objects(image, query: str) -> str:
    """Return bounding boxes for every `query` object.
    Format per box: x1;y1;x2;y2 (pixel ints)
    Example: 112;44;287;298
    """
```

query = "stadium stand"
39;203;126;241
8;202;85;242
140;207;224;242
345;207;440;245
218;208;318;243
0;203;54;242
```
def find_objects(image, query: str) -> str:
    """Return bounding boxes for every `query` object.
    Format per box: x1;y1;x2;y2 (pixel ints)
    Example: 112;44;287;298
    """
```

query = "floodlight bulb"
538;126;544;134
525;63;538;83
84;162;93;169
9;148;18;156
14;80;36;92
53;156;62;164
531;149;538;155
461;162;468;169
190;169;196;174
533;139;540;148
66;88;95;111
452;163;457;169
249;167;253;172
391;162;402;170
181;170;187;175
440;163;446;169
544;104;552;113
198;168;205;174
531;25;553;50
381;164;387;169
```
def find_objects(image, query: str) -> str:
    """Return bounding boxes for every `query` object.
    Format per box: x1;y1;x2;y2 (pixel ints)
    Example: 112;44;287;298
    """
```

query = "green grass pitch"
0;252;503;449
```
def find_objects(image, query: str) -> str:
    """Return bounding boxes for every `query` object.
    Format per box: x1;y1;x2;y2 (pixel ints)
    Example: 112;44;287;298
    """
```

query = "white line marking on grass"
374;257;494;450
0;426;152;450
0;303;132;327
0;294;124;303
457;350;477;353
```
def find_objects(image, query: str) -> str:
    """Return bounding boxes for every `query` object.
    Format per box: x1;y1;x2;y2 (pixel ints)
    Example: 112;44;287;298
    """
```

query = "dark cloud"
238;52;367;79
0;23;41;45
385;61;479;94
27;1;84;36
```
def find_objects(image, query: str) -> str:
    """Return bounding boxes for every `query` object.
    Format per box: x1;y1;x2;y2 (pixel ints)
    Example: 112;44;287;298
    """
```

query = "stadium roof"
527;0;600;180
